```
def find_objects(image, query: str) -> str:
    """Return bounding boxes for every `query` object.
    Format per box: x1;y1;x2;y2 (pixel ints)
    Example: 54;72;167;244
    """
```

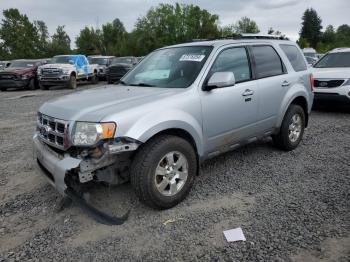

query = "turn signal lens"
100;122;116;139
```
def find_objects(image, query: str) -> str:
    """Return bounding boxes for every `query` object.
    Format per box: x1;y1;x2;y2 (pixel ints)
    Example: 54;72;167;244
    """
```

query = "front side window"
122;46;213;88
280;44;307;72
314;52;350;68
209;47;251;83
251;45;284;78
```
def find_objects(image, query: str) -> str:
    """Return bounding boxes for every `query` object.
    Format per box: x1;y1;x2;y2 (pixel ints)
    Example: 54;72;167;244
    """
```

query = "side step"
65;188;130;225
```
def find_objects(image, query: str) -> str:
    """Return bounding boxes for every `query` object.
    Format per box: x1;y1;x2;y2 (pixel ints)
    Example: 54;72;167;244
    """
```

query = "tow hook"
64;187;130;225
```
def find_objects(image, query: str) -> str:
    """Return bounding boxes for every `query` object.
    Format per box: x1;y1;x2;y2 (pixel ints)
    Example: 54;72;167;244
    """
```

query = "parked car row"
0;54;141;91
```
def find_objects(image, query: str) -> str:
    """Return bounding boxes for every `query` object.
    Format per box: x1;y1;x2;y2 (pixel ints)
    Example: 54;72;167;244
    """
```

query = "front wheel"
272;104;305;151
67;75;77;89
91;72;98;84
130;135;197;209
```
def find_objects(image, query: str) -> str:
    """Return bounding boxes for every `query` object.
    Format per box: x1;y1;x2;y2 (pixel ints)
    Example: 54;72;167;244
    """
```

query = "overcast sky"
0;0;349;46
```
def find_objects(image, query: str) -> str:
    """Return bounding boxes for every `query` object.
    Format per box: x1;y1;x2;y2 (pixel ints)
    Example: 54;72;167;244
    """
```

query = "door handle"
242;89;254;96
282;80;291;87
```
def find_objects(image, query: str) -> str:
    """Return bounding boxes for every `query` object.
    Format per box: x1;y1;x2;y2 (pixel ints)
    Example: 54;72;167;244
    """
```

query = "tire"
272;104;305;151
91;72;98;84
67;74;77;89
107;77;113;84
28;78;35;90
130;135;197;210
39;83;48;90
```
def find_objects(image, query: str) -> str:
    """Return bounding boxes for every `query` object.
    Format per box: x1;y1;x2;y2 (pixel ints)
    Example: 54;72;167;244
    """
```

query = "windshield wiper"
129;83;155;87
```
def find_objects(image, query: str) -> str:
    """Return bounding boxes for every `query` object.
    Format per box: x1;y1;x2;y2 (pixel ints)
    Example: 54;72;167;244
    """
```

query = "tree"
297;37;309;49
299;8;322;49
34;20;50;57
75;26;103;55
101;18;127;56
131;3;220;55
0;8;41;59
335;24;350;47
48;25;71;56
233;17;260;34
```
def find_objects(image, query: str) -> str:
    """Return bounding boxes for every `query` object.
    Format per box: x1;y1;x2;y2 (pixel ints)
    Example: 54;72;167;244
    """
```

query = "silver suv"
33;38;314;210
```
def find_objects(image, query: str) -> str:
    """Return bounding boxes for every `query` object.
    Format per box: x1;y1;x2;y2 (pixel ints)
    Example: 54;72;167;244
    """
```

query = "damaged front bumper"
33;134;81;195
33;133;139;224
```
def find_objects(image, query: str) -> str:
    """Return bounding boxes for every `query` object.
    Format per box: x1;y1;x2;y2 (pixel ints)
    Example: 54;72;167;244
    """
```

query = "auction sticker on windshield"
179;54;206;62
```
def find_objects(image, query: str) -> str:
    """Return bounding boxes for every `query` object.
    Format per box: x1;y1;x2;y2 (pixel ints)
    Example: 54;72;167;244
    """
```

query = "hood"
40;63;73;70
39;85;184;121
312;67;350;79
0;67;34;75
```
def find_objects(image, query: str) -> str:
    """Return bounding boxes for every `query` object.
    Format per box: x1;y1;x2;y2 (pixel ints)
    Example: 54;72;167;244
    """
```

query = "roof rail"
190;33;289;42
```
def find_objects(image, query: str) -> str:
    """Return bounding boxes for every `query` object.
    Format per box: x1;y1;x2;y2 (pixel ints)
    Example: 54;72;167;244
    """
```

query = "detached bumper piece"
65;187;130;225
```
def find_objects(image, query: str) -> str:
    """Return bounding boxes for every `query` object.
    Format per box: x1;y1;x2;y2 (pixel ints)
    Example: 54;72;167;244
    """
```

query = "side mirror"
203;72;235;91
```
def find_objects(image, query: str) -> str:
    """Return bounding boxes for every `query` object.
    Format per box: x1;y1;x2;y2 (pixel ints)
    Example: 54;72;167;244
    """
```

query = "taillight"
309;74;314;92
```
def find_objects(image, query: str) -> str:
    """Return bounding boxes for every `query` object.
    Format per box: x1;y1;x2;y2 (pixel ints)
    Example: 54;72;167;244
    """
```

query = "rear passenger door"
249;45;290;131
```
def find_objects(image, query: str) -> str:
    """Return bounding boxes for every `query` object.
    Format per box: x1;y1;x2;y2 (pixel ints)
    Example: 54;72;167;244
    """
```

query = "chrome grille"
37;113;69;150
314;79;345;88
41;68;62;77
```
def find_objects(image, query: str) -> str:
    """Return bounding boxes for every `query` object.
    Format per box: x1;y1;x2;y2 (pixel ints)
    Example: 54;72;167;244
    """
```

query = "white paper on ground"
223;227;246;242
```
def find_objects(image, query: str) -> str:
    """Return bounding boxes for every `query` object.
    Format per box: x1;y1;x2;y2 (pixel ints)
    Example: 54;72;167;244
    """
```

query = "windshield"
9;60;36;68
49;56;71;64
88;57;109;65
121;46;213;88
314;52;350;68
111;57;134;65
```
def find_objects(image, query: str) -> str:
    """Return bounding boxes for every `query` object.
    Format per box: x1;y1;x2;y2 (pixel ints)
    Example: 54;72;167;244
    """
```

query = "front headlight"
343;79;350;86
72;122;116;146
62;69;70;74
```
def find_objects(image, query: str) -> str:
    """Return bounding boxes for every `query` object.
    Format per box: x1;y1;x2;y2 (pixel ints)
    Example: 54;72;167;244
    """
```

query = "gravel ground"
0;83;349;261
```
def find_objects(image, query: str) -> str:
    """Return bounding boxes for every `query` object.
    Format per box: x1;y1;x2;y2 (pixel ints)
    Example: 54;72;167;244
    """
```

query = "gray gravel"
0;84;349;262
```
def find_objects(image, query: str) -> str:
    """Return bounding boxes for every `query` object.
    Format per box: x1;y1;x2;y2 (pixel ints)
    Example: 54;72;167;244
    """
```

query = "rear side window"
280;44;307;71
251;45;284;78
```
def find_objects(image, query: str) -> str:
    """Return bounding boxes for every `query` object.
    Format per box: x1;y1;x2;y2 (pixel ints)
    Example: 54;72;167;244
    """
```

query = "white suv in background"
312;48;350;104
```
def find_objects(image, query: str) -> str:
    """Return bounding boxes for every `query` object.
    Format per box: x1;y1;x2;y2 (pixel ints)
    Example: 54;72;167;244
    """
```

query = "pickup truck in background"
106;56;138;84
0;59;47;91
88;55;115;80
38;55;99;89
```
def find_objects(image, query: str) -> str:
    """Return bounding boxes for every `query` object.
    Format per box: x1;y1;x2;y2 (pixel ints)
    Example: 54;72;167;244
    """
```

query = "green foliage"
0;8;42;59
75;26;103;55
233;17;260;34
48;25;71;56
299;8;322;48
297;37;309;49
131;3;220;55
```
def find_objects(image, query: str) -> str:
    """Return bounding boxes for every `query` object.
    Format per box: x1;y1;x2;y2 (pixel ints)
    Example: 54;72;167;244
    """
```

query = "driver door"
200;46;259;155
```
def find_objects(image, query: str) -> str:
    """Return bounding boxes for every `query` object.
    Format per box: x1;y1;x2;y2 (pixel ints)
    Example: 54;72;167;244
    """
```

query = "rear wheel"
130;135;197;209
67;74;77;89
273;104;305;151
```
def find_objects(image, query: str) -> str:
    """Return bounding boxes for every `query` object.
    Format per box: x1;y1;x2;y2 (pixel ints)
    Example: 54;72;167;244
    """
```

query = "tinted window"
280;44;307;71
251;45;284;78
209;47;251;83
314;52;350;68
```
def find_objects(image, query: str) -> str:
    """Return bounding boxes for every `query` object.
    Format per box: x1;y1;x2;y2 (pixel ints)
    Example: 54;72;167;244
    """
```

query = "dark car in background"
106;56;138;84
88;55;115;80
0;59;47;91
